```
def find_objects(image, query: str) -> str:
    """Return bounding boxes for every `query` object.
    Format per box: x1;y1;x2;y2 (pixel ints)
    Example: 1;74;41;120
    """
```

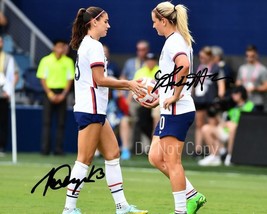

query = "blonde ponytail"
175;4;194;47
153;2;194;47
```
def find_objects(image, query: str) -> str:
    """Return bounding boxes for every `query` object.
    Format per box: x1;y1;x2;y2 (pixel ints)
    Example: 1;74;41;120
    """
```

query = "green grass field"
1;153;267;214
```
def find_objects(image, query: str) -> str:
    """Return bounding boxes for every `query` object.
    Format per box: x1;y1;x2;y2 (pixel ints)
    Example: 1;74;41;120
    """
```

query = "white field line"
1;161;267;178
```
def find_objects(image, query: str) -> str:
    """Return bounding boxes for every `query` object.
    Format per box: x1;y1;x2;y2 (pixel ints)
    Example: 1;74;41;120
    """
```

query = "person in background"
0;36;19;156
236;45;267;112
211;45;234;96
120;40;150;81
36;39;75;155
120;40;150;158
199;86;254;166
192;46;225;158
132;52;160;155
103;44;120;78
103;44;132;160
0;12;7;35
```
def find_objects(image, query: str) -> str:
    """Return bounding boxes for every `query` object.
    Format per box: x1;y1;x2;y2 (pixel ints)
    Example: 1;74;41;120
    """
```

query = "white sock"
185;177;197;200
173;190;187;213
105;158;129;210
64;161;89;209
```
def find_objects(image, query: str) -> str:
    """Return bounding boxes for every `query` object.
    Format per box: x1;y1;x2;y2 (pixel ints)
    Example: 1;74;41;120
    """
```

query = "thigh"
77;123;102;165
98;119;120;160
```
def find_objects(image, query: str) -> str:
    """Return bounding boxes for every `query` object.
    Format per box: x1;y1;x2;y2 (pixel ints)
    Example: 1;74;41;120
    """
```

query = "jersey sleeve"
260;66;267;83
166;37;188;62
36;57;48;79
88;41;105;69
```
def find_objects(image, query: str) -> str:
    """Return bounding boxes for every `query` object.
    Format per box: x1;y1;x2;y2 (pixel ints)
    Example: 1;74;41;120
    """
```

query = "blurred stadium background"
0;0;267;213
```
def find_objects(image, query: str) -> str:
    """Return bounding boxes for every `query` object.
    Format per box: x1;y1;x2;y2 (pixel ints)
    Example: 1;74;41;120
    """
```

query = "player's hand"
163;94;184;110
128;80;146;97
141;98;159;109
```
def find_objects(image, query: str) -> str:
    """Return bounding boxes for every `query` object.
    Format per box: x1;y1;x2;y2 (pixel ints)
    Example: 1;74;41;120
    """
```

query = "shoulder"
167;33;187;47
237;64;247;73
81;36;103;51
243;101;254;111
259;63;267;72
39;53;52;63
124;57;136;67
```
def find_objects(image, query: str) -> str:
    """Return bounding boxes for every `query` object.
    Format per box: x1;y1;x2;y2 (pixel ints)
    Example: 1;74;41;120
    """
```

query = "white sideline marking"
1;161;267;178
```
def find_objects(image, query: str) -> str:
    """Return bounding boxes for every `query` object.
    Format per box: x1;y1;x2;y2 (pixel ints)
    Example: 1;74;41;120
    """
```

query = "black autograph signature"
31;164;105;196
152;66;233;93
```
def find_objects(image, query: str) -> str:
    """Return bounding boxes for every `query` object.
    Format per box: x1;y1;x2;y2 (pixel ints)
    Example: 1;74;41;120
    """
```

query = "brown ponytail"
70;7;105;50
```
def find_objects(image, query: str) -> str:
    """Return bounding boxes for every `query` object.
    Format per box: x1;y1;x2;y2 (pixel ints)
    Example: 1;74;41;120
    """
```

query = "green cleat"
187;192;207;214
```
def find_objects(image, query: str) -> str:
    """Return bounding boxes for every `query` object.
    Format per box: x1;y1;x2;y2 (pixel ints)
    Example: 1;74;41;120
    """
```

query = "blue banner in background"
11;0;267;55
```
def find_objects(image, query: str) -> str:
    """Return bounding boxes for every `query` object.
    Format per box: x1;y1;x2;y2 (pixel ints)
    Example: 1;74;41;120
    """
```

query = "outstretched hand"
129;80;146;97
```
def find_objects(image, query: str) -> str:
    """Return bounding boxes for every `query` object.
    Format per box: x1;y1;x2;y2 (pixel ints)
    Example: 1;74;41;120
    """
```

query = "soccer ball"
132;77;159;104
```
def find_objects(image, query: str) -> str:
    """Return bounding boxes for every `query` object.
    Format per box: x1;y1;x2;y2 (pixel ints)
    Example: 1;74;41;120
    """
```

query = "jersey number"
159;115;165;130
75;54;80;81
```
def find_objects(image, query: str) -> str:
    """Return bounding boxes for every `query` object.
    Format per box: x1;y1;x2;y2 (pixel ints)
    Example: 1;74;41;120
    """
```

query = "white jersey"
73;35;108;115
159;32;195;115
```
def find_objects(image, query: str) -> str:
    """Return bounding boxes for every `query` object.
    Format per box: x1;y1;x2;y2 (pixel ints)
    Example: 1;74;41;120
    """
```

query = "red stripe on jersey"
90;62;104;68
172;103;176;115
93;78;97;88
108;182;123;188
90;87;97;114
172;52;187;62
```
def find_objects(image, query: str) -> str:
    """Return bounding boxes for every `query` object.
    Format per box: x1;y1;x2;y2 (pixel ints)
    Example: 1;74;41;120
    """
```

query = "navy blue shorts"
154;111;195;141
74;112;106;130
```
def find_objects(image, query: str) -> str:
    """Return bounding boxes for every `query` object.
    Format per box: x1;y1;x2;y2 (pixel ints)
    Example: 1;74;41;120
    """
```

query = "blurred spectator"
0;36;19;156
236;45;267;112
131;53;159;154
0;12;7;35
36;40;74;155
192;46;225;158
0;11;14;53
119;40;150;159
211;45;234;95
105;45;132;160
120;40;150;80
103;45;120;78
103;44;132;160
198;86;254;166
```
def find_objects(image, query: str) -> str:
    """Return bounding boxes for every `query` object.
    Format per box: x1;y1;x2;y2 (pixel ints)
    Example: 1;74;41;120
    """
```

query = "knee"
104;148;120;161
148;151;162;168
77;154;94;166
201;124;211;134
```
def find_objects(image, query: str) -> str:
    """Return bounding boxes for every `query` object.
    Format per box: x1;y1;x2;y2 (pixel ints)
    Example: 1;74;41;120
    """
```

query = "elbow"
181;63;190;75
94;78;104;87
